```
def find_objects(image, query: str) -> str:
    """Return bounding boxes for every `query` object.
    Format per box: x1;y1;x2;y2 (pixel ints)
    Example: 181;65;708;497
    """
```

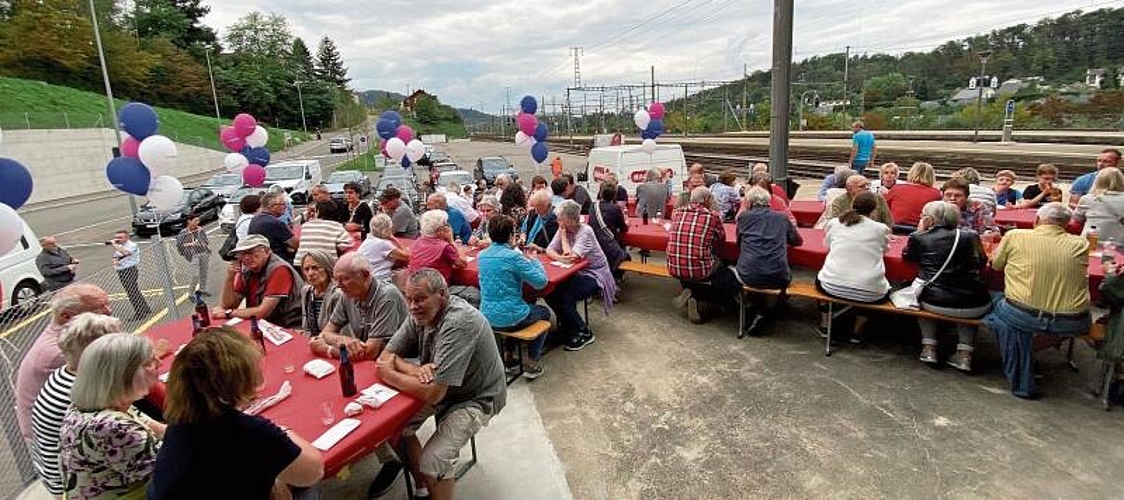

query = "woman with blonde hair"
1074;167;1124;241
885;161;942;233
298;249;344;338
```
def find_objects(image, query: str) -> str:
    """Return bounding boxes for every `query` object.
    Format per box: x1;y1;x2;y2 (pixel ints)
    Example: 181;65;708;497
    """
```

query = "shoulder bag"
890;229;960;310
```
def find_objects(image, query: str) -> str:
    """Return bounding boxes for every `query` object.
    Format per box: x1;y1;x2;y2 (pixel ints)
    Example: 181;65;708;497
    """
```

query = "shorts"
406;405;491;480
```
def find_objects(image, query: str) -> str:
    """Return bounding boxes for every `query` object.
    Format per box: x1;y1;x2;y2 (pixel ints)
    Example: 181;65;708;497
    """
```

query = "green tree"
315;36;349;87
224;11;292;58
0;0;94;84
290;37;315;80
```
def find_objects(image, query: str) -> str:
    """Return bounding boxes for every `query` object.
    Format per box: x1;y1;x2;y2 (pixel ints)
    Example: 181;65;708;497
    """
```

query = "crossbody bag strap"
592;202;616;241
926;229;961;285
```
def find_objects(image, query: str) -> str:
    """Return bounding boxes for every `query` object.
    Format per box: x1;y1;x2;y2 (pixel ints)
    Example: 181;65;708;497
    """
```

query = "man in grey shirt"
378;187;419;238
312;253;407;361
372;268;506;500
635;168;671;219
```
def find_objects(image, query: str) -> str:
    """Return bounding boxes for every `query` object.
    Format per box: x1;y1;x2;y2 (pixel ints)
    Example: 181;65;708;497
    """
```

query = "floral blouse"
59;406;161;499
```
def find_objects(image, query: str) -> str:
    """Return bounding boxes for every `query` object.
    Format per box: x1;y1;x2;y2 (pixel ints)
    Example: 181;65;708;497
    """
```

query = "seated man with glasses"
310;253;407;361
212;235;305;328
827;174;894;228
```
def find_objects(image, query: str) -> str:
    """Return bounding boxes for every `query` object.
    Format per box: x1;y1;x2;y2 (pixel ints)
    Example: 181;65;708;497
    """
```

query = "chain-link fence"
0;231;231;498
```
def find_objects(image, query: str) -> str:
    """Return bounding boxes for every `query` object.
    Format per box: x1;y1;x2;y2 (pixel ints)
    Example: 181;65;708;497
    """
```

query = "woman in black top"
342;182;373;239
589;182;629;277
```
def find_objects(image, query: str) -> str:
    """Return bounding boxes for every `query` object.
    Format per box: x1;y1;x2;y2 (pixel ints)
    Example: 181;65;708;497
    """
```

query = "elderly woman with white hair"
469;195;500;248
545;200;618;351
31;313;121;498
407;210;480;307
903;201;991;371
521;188;559;250
357;213;410;280
58;333;164;498
734;187;803;337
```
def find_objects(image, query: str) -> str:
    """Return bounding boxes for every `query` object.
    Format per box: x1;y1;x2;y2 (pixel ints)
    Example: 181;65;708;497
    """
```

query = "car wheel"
11;280;42;308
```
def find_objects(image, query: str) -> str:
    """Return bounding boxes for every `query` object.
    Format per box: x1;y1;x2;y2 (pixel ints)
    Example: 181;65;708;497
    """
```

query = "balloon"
531;141;549;163
118;102;159;140
514;131;535;147
121;135;141;159
396;125;414;143
380;111;403;129
533;122;548;142
137;135;177;175
641;138;657;154
401;156;412;169
224;153;249;174
376;119;397;140
0;204;24;256
245;126;269;148
634;109;651;130
0;158;33;209
405;140;426;162
147;175;184;210
648;102;666;120
220;126;247;152
245;146;270;167
380;140;389;158
517;113;538;136
520;95;538;114
385;138;406;161
640;129;656;140
645;119;665;137
232;113;257;137
106;157;151;196
242;164;266;187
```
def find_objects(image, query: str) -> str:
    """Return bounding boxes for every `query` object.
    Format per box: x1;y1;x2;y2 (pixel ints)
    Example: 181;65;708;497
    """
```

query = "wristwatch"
224;309;233;319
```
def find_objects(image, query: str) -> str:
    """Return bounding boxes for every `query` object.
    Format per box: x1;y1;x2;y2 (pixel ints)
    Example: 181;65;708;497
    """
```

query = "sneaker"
947;350;972;372
673;289;692;310
919;345;938;364
848;333;864;345
739;313;765;339
413;488;430;500
366;460;403;499
522;362;545;380
564;332;595;351
505;362;521;376
686;297;703;324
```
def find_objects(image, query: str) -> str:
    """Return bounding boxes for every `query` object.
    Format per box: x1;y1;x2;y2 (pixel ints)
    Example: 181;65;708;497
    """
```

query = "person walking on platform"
175;214;212;296
849;121;877;175
108;230;150;320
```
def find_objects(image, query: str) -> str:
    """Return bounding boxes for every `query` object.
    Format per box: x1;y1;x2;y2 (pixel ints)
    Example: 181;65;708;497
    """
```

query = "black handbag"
218;229;239;262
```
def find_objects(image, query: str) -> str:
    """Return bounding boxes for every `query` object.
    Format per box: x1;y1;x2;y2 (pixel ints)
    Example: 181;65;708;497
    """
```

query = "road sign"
990;76;999;88
1005;100;1015;115
969;77;977;90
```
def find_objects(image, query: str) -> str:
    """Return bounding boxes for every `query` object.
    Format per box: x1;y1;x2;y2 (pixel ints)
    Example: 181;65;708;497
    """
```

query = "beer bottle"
194;291;211;328
250;316;266;353
338;344;357;397
191;314;202;336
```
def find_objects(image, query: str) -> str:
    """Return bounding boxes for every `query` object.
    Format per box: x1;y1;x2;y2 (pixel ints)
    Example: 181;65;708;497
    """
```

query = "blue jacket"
447;208;472;244
478;243;547;328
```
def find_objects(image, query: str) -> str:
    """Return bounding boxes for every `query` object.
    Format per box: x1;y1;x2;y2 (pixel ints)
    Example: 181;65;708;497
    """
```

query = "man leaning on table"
371;268;506;500
982;202;1091;399
308;253;407;361
211;234;305;328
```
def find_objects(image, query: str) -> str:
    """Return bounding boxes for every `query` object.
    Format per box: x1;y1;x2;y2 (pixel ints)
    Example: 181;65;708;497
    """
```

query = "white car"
265;160;322;204
220;186;266;232
1;221;46;310
438;170;476;195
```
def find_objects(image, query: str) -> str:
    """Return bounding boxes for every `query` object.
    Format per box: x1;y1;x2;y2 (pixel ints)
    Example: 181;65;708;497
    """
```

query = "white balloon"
137;135;178;175
514;131;533;147
147;175;184;210
640;138;657;154
634;109;651;131
0;203;23;255
246;126;269;148
224;153;249;174
385;138;407;161
405;139;426;162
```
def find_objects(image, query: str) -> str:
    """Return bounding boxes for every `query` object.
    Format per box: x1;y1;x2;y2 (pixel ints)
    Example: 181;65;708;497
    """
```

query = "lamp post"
973;49;993;143
204;46;222;129
88;0;136;214
293;80;309;135
798;90;819;131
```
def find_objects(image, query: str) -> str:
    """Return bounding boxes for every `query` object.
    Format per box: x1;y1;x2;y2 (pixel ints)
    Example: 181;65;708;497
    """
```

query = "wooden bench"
494;320;551;384
619;260;672;278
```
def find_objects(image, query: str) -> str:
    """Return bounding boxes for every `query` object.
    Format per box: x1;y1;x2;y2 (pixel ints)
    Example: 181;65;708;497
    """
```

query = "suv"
265;160;322;204
474;156;519;187
329;137;353;153
325;170;371;199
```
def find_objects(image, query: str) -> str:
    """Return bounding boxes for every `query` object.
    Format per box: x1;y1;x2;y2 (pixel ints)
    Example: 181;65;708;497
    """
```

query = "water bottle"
190;314;202;336
338;345;357;397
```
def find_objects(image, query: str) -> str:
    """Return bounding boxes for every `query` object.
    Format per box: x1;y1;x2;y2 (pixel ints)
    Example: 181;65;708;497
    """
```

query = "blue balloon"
380;111;402;129
106;157;151;196
0;158;33;209
118;102;159;140
245;147;271;166
376;119;396;140
400;156;411;169
533;122;548;142
531;142;549;163
640;129;656;140
645;119;665;137
520;95;538;115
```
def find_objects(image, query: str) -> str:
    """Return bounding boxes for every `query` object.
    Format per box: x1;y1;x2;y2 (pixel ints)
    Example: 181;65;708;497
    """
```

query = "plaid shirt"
666;203;725;281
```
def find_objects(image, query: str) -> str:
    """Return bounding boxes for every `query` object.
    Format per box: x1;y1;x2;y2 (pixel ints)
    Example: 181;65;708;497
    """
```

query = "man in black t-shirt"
249;191;298;264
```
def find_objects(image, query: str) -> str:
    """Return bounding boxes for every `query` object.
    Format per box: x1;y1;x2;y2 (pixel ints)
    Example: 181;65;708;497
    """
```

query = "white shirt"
818;217;891;295
444;191;479;223
357;236;398;280
235;213;254;241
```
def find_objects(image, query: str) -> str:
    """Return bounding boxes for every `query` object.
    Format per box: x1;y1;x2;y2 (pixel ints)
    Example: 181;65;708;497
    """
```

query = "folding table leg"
395;438;415;499
825;302;834;357
1066;338;1079;372
737;289;746;339
454;436;478;480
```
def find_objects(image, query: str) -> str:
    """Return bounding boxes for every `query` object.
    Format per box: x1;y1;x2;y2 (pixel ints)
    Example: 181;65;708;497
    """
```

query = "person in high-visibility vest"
551;156;563;179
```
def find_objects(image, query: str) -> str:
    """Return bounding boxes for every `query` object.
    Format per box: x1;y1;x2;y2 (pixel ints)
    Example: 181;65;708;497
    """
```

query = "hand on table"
209;306;228;319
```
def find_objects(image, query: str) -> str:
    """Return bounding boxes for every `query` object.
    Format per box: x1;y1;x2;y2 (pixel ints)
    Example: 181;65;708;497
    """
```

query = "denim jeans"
546;274;599;339
509;304;552;360
851;160;870;176
981;294;1090;398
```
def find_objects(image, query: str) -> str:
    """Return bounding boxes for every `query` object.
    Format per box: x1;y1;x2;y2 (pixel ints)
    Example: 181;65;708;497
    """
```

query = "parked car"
329;137;353;153
132;188;224;237
474;156;519;186
427;151;450;164
438;170;476;195
325;170;371;199
0;221;46;310
375;169;420;212
200;173;244;200
265;160;322;204
219;186;267;232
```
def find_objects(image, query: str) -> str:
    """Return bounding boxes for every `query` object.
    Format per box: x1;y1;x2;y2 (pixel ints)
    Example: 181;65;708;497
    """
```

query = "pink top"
769;195;798;225
407;236;458;281
16;323;65;438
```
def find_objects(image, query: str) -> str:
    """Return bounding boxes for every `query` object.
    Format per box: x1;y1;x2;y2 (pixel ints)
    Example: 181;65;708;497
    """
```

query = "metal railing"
0;112;107;131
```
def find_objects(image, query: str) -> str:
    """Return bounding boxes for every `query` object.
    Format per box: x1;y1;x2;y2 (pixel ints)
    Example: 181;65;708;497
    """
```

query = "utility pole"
769;0;794;189
683;83;689;137
293;81;309;135
651;66;656;102
204;46;222;130
742;62;748;131
89;0;137;215
843;45;850;114
973;49;993;143
571;47;584;87
566;88;574;144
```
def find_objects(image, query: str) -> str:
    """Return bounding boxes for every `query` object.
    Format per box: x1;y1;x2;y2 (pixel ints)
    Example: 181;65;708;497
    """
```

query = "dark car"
325;170;371;199
474;156;519;186
132;188;224;237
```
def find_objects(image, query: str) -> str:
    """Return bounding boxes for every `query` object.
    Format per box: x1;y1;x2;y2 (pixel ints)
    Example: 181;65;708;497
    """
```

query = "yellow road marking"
0;308;52;339
133;292;191;334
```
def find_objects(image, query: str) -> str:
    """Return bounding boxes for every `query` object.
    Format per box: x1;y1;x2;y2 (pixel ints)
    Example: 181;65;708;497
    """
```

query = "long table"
147;317;424;478
396;239;588;296
788;199;1042;230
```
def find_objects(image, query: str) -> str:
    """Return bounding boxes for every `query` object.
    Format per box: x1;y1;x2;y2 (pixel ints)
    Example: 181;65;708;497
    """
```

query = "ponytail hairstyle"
839;191;877;227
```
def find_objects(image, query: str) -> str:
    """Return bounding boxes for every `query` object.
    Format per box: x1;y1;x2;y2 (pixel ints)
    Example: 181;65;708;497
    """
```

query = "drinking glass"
282;352;296;374
319;401;335;426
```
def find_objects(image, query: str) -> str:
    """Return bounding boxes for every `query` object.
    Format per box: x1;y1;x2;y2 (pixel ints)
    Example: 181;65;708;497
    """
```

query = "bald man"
828;175;894;227
36;237;78;291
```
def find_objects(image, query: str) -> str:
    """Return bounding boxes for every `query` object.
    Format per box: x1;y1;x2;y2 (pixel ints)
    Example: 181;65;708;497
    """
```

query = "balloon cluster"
375;111;425;169
634;102;666;154
0;150;33;255
104;102;186;211
220;113;271;187
513;96;549;164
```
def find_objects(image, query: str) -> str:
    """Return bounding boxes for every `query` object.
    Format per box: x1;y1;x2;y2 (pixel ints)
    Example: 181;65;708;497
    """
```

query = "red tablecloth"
625;197;677;218
993;208;1038;229
790;203;1046;231
789;200;824;228
397;240;588;296
146;317;424;478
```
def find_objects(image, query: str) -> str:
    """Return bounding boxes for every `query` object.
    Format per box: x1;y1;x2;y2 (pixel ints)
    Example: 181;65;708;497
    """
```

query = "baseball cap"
231;234;269;254
377;187;401;203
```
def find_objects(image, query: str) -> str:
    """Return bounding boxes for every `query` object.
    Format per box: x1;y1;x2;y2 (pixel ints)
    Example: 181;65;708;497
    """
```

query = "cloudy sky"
204;0;1119;112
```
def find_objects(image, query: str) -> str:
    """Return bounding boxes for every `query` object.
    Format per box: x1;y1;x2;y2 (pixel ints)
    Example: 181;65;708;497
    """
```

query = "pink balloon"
648;102;666;120
121;136;140;158
243;164;266;187
233;113;257;137
517;113;538;136
220;126;247;152
396;125;414;142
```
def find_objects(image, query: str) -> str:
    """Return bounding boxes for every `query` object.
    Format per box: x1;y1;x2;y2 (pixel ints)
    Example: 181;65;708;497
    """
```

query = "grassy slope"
0;77;306;151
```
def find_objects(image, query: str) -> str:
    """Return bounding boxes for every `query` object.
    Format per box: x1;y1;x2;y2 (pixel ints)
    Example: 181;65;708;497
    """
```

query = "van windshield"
266;166;304;180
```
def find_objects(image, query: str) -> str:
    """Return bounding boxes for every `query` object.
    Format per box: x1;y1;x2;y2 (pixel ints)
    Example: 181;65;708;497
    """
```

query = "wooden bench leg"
454;436;478;480
1066;338;1079;373
825;302;834;357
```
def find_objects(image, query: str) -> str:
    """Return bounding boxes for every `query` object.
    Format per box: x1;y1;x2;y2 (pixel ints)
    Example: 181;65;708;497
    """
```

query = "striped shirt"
992;225;1090;314
31;366;76;495
294;219;352;264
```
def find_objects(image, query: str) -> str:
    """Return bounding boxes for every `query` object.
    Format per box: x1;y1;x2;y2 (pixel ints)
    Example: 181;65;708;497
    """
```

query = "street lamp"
293;80;309;135
798;90;819;131
204;45;222;129
973;49;993;143
88;0;137;214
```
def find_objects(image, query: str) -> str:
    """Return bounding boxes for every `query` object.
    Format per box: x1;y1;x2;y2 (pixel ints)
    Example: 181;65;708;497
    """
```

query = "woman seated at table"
884;162;942;234
357;213;410;280
903;201;990;371
816;192;891;342
711;169;742;221
545;200;618;351
522;189;559;250
294;201;353;265
1073;167;1124;241
735;187;803;337
589;183;629;278
479;214;552;378
59;333;165;499
751;172;797;225
298;250;343;338
469;195;500;248
408;210;480;307
149;328;323;499
813;169;854;229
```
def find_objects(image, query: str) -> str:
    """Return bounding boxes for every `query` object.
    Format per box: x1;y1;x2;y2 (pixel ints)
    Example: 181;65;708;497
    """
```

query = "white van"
265;160;322;204
581;144;687;197
0;222;46;310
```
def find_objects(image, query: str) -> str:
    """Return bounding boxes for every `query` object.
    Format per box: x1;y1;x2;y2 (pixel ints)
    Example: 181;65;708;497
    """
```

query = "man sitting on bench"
734;187;803;337
667;187;740;324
